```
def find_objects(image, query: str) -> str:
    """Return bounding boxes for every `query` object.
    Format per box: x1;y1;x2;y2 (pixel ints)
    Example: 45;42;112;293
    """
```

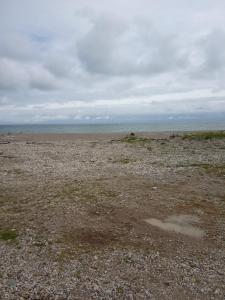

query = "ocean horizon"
0;119;225;134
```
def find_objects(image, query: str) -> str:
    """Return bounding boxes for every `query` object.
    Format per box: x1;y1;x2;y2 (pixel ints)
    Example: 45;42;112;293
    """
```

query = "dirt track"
0;133;225;299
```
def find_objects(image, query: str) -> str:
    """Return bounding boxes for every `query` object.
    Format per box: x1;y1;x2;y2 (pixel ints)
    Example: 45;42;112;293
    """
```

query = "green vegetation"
74;270;81;279
119;158;131;164
177;162;225;176
116;286;124;295
120;135;151;144
182;131;225;140
114;158;137;164
0;229;17;241
201;164;225;176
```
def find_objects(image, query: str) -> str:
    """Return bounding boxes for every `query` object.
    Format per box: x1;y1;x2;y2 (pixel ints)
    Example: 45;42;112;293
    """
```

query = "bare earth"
0;132;225;299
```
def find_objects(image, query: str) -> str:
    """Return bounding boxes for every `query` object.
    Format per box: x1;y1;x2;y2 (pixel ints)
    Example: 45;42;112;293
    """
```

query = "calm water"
0;120;225;134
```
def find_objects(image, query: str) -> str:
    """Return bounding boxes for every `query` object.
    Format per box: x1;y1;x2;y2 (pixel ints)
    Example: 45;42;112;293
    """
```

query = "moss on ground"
177;162;225;176
120;135;151;144
114;158;137;164
0;229;17;241
182;131;225;140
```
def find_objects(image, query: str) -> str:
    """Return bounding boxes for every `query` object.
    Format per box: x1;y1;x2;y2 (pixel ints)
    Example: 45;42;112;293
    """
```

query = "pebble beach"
0;132;225;299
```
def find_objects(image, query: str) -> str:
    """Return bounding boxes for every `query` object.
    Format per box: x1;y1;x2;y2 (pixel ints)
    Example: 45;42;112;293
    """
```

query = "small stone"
217;270;223;275
105;289;112;294
7;279;16;288
214;288;220;295
128;293;134;300
93;283;100;292
152;186;157;190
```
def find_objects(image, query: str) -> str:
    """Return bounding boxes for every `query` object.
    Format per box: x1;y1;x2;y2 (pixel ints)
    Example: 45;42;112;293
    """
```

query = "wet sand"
0;132;225;299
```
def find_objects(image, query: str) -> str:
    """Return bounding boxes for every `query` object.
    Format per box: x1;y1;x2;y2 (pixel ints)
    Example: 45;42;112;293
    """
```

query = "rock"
214;288;221;295
217;270;224;275
7;279;16;288
128;293;134;300
93;283;100;292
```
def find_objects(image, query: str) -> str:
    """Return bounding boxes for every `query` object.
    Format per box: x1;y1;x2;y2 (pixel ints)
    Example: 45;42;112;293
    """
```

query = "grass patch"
120;135;151;144
182;131;225;140
201;164;225;176
0;229;17;241
177;162;225;176
119;158;132;164
114;158;137;164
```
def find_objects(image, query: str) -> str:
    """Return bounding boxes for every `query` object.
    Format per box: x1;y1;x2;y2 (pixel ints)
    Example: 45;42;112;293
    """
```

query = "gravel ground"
0;132;225;299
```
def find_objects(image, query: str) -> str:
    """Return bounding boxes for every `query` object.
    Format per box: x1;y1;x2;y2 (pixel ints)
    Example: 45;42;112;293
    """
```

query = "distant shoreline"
1;130;225;143
0;132;173;142
0;121;225;135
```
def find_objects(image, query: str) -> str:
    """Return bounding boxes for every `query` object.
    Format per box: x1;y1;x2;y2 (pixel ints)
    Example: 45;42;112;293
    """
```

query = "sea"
0;120;225;134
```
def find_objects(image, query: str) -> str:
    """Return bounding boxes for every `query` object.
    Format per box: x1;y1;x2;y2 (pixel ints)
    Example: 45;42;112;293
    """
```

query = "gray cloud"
0;0;225;123
195;29;225;76
0;58;59;91
77;17;186;76
0;33;38;61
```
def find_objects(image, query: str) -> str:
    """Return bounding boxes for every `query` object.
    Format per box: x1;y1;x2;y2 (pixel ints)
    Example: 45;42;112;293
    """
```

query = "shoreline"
1;121;225;136
0;131;174;141
0;129;224;142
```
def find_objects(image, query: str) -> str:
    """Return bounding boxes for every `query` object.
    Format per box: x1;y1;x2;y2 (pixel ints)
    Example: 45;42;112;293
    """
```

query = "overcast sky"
0;0;225;123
